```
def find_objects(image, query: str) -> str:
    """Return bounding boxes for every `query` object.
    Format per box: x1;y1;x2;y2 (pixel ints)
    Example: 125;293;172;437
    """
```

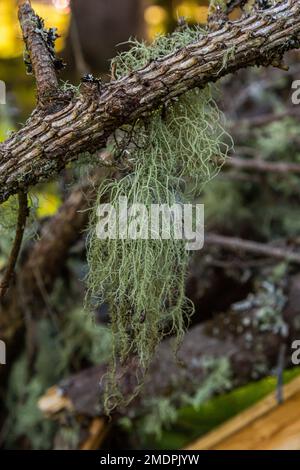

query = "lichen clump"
86;27;233;410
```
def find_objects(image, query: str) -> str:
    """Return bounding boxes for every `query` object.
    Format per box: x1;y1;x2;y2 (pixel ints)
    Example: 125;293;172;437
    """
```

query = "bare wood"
205;233;300;264
80;418;108;450
185;375;300;450
38;386;74;416
0;0;300;204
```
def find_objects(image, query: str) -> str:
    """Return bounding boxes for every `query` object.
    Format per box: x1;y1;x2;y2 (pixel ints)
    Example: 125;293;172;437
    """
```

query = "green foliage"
121;357;231;443
4;308;111;449
256;118;300;161
60;307;112;368
5;321;61;449
59;80;81;96
203;178;252;230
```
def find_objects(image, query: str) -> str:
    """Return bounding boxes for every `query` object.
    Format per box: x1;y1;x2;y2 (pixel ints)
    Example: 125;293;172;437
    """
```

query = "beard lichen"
86;27;233;412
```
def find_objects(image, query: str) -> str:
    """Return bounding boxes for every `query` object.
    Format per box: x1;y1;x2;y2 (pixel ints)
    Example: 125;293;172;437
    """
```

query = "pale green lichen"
111;25;206;80
186;357;232;410
86;28;233;411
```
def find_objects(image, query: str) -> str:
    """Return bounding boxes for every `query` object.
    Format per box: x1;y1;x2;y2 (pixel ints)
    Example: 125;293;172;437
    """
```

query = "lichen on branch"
86;29;233;410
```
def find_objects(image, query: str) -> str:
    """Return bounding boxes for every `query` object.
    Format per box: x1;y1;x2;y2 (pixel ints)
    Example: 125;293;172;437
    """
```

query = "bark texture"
0;0;300;204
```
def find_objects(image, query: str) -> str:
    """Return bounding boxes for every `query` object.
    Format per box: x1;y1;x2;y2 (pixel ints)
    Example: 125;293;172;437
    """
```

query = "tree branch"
205;232;300;264
225;156;300;174
0;0;299;204
0;191;28;299
18;0;63;107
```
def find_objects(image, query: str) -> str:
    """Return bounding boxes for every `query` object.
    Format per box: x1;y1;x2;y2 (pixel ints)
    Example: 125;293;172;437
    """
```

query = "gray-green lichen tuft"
86;28;233;411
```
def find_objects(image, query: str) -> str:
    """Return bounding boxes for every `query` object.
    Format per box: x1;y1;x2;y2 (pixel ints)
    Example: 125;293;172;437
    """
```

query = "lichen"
186;357;232;409
86;28;233;411
111;25;206;80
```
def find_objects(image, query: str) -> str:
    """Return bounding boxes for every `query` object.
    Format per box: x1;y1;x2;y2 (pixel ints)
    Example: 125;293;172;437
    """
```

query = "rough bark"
18;0;61;106
0;0;300;204
206;233;300;264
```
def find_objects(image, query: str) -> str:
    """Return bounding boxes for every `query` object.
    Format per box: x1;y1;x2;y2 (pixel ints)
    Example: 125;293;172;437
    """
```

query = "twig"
18;0;61;106
230;109;300;129
276;343;286;405
205;233;300;264
0;192;28;299
225;156;300;175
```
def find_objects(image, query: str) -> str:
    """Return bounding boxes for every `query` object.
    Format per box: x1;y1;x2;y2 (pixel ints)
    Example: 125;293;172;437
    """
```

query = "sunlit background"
0;1;210;60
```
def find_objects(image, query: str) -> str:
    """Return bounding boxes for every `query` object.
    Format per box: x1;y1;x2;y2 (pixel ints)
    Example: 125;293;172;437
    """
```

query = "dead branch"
18;0;63;107
0;0;300;204
225;156;300;174
205;233;300;264
0;191;28;299
231;108;300;128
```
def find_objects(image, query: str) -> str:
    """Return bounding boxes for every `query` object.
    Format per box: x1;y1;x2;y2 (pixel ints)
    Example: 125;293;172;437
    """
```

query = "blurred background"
1;0;300;451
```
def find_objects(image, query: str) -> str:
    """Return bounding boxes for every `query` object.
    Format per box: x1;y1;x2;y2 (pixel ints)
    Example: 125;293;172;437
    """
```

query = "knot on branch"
80;74;103;99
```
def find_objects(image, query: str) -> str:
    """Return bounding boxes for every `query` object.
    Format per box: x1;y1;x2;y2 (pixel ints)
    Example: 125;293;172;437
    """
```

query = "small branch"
205;233;300;264
18;0;62;106
230;109;300;129
0;192;28;299
225;156;300;174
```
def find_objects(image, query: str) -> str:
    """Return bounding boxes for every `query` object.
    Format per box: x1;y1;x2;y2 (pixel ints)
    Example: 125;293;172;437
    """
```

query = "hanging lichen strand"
86;27;233;411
